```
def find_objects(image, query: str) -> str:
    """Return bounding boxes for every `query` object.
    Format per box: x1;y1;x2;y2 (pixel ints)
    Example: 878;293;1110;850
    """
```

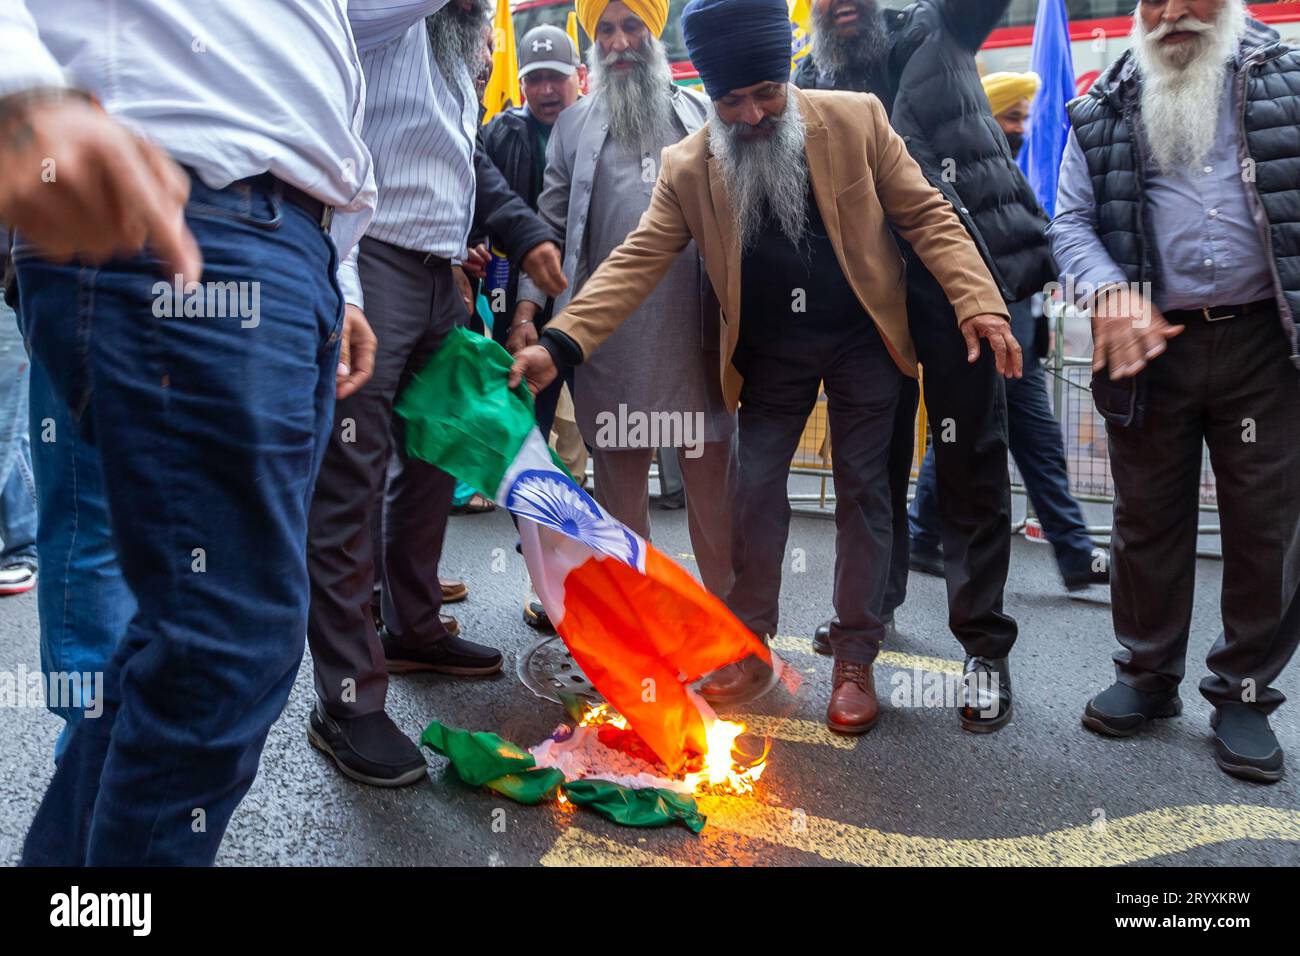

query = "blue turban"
681;0;793;101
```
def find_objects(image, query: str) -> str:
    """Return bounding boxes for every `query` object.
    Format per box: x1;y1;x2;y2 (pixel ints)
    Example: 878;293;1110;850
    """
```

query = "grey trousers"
306;237;459;717
1106;304;1300;713
591;440;737;599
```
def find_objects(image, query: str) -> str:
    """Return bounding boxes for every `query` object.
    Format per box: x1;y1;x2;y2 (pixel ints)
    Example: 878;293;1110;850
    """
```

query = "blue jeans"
0;301;37;569
16;173;342;865
26;351;136;759
910;300;1093;576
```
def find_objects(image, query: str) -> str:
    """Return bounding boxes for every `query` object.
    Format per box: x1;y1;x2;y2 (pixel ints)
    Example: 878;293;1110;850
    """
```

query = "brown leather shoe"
439;613;461;637
440;578;468;604
827;659;879;735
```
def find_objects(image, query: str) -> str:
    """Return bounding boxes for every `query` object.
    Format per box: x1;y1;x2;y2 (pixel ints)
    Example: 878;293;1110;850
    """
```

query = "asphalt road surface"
1;501;1297;867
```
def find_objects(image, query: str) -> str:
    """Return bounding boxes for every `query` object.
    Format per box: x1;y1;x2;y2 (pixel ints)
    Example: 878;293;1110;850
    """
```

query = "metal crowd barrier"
788;306;1224;558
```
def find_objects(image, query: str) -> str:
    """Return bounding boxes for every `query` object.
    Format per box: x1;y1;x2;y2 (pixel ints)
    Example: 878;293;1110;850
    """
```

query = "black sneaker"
1082;682;1182;737
909;541;944;578
1211;703;1285;784
380;626;502;676
812;614;894;656
307;703;427;787
1062;547;1110;592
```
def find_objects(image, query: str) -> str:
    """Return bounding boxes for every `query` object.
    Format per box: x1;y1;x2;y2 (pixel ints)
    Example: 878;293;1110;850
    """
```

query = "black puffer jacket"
1066;19;1300;367
793;0;1057;302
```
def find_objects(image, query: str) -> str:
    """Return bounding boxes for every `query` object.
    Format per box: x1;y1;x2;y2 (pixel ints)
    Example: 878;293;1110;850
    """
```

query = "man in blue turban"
510;0;1022;735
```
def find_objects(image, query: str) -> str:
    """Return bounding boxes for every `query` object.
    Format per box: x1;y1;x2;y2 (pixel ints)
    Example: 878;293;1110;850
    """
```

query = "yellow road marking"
737;714;857;750
541;829;685;866
695;798;1300;866
772;635;963;676
541;803;1300;867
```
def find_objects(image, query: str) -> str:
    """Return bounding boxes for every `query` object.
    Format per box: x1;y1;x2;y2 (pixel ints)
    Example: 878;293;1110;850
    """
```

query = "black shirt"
739;186;868;350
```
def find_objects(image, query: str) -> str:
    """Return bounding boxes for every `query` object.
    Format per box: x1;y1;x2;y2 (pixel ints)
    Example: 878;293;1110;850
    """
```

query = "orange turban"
575;0;670;40
981;72;1041;119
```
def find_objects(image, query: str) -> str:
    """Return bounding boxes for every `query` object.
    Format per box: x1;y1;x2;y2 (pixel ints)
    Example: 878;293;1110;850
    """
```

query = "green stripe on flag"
561;780;707;833
420;720;537;787
486;767;567;805
396;327;560;498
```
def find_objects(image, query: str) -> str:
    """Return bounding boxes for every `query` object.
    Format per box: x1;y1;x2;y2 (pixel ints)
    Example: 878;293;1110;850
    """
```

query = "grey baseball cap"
518;25;580;79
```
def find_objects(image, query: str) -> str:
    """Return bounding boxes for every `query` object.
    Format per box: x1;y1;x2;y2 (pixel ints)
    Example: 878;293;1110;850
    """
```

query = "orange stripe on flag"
556;545;770;773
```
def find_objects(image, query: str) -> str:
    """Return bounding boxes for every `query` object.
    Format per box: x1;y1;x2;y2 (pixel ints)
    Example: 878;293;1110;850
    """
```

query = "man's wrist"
1088;281;1127;314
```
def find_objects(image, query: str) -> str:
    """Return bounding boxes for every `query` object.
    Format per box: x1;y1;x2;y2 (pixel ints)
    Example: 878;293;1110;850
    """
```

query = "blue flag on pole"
1018;0;1076;218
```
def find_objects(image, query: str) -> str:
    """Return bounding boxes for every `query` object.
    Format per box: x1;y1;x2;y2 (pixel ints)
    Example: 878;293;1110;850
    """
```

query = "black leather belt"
1165;298;1275;323
277;180;335;231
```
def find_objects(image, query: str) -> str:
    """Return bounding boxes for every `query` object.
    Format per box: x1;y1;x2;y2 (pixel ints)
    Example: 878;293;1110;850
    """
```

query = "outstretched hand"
960;314;1023;379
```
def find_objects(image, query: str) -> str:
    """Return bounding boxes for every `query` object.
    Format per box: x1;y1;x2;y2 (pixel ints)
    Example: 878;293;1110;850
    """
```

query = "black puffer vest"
1066;20;1300;367
793;0;1058;302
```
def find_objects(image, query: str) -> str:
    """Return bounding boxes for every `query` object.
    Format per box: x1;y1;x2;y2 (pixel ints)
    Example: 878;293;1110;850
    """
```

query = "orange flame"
578;702;766;796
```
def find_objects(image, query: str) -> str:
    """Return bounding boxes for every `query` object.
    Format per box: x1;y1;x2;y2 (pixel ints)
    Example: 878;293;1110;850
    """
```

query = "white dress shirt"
0;0;430;307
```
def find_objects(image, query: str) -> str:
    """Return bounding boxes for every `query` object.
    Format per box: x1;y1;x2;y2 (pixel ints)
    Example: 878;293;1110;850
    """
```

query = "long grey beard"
812;0;889;81
587;36;674;153
1130;0;1245;174
708;91;809;253
427;0;490;83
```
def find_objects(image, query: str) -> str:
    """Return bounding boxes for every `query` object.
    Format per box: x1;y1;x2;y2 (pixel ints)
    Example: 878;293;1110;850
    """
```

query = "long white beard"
587;36;674;153
1130;0;1246;174
708;90;809;252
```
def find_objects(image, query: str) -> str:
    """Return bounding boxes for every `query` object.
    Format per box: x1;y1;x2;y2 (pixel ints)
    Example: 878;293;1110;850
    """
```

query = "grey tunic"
574;118;732;447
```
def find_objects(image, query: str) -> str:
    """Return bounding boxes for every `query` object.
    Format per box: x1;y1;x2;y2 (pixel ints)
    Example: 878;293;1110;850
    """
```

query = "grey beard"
427;0;489;82
1130;0;1245;173
587;36;674;152
812;0;888;80
708;91;809;253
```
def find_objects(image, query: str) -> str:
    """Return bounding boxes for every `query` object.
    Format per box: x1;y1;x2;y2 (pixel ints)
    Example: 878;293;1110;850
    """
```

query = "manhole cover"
517;634;603;705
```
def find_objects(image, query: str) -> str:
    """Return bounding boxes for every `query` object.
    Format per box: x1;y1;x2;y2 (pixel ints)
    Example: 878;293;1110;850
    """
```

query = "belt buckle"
321;206;335;232
1203;307;1234;323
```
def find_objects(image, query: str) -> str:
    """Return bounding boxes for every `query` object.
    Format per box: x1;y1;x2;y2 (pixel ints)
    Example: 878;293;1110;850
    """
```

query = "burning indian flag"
396;328;778;779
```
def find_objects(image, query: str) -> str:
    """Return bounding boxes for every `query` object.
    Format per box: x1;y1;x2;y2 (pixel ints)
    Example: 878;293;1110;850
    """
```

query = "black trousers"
883;262;1016;658
307;237;459;717
1107;305;1300;712
728;318;903;663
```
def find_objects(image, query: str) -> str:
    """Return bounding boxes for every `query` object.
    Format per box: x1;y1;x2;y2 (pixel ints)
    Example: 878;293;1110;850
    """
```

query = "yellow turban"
981;71;1041;119
575;0;670;41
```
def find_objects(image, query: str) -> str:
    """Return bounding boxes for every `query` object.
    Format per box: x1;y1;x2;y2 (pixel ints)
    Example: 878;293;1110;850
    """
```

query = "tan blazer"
548;87;1010;410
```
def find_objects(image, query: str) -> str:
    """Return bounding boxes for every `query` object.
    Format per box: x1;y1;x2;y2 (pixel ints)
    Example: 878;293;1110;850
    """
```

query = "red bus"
978;0;1300;95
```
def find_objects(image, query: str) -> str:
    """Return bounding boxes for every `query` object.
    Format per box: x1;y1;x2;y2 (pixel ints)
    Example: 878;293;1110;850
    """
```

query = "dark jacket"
471;111;557;339
793;0;1057;303
480;106;553;342
1066;19;1300;370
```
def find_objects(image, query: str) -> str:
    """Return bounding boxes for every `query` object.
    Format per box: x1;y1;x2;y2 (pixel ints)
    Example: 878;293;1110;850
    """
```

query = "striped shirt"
355;1;479;260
